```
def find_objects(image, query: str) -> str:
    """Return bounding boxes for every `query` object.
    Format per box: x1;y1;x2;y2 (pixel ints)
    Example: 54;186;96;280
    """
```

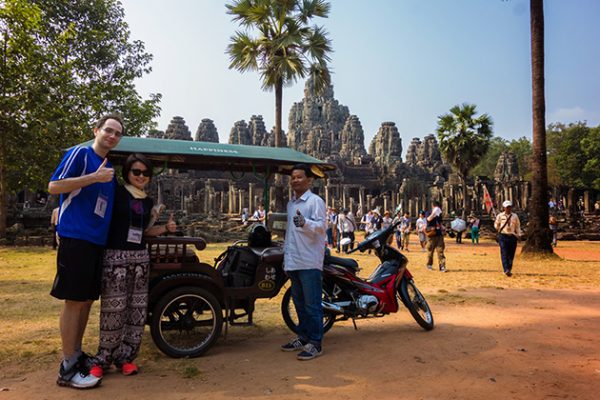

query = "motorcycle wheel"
280;287;336;335
398;278;434;331
150;286;223;358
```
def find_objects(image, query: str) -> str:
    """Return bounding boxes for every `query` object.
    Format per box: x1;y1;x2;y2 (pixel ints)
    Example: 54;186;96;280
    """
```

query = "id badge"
127;226;143;244
94;194;109;218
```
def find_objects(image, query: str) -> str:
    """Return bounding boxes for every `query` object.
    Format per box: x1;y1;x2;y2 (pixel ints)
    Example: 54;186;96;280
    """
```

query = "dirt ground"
1;241;600;400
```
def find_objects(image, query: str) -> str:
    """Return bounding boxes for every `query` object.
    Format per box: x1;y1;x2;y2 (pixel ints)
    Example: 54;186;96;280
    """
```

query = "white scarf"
124;183;147;199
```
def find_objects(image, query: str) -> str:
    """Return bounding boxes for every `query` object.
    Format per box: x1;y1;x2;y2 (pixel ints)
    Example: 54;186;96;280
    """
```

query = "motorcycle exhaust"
322;301;345;314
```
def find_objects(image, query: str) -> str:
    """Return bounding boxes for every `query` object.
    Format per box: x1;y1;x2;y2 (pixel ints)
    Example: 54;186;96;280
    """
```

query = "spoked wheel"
150;286;223;358
398;278;434;331
280;287;336;335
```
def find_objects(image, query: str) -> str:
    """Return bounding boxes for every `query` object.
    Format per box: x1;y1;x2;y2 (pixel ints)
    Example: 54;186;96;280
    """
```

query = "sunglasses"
130;168;151;177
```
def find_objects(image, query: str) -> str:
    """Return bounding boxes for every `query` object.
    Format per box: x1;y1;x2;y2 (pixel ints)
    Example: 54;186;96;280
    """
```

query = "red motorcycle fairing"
323;259;402;314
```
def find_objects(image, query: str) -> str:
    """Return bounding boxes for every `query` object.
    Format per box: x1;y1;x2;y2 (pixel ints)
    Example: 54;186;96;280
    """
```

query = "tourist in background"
468;213;481;245
549;213;558;247
326;207;337;248
494;200;522;277
451;215;466;244
91;153;176;378
345;208;357;250
425;200;446;272
252;204;266;224
416;211;427;251
394;210;403;249
381;211;393;244
400;212;411;251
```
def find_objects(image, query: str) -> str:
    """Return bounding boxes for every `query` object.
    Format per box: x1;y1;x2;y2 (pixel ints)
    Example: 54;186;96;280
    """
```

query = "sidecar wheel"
398;279;434;331
281;287;336;335
150;286;223;358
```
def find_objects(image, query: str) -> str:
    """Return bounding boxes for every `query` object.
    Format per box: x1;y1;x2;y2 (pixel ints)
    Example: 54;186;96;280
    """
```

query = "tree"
471;136;508;178
436;103;493;218
226;0;333;148
547;122;600;189
522;0;553;255
0;0;161;237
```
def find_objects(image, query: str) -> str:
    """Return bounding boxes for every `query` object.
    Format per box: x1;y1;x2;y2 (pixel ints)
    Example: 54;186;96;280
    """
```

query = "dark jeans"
498;234;518;273
287;269;323;346
326;228;333;246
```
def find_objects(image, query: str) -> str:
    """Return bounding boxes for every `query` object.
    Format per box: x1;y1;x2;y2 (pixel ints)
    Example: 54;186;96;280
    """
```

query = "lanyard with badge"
127;198;145;244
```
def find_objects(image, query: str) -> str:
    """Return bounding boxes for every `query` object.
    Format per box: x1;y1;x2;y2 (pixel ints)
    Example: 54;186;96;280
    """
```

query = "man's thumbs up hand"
94;158;114;183
293;209;305;227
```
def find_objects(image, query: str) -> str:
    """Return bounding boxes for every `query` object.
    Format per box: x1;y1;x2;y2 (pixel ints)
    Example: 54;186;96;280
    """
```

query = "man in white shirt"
494;200;523;277
281;164;327;360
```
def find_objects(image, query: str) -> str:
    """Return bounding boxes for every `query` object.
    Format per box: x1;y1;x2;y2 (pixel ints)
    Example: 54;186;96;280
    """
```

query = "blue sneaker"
297;343;322;360
281;337;306;352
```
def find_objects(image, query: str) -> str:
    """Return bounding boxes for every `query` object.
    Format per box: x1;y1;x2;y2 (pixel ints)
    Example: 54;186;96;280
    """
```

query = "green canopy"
76;136;335;176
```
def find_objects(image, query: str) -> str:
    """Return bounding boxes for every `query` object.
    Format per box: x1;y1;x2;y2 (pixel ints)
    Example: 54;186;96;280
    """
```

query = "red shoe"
89;364;104;379
121;362;138;376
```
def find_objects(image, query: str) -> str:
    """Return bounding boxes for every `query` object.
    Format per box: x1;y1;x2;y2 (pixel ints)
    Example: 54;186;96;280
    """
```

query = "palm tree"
522;0;554;254
436;103;493;219
226;0;333;148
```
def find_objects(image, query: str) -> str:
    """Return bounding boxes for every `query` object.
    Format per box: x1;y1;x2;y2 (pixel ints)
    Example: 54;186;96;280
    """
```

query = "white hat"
502;200;513;208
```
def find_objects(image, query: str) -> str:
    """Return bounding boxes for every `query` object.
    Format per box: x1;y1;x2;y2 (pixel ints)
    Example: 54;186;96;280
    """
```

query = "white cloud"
548;106;586;123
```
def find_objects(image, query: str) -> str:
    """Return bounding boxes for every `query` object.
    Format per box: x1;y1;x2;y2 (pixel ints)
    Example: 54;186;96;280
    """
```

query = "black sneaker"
281;338;307;352
57;360;101;389
297;343;322;360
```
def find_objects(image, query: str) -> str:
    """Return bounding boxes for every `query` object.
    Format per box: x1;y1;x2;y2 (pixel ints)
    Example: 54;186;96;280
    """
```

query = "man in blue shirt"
48;114;124;389
281;164;327;360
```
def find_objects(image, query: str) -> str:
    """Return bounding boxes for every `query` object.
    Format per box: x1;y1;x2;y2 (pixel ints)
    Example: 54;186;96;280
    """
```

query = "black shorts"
50;237;104;301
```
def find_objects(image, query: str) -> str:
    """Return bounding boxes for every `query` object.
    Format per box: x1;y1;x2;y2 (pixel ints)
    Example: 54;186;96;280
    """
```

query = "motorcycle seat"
248;246;284;264
325;254;359;272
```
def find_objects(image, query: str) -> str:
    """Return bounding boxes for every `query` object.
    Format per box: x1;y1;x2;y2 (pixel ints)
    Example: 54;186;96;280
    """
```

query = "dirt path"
3;286;599;400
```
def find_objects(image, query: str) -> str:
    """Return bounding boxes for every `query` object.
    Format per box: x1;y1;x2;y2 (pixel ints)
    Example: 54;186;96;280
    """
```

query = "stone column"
228;184;234;214
248;183;255;214
366;194;372;212
204;180;212;214
325;184;330;208
238;188;244;214
359;187;365;215
383;194;390;213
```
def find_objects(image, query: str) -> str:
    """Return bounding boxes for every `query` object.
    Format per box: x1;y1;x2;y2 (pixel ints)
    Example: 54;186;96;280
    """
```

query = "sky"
120;0;600;154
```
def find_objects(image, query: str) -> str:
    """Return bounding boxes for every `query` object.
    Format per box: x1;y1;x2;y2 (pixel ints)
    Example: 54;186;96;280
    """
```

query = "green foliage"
471;136;508;177
436;103;494;180
547;122;600;190
0;0;161;233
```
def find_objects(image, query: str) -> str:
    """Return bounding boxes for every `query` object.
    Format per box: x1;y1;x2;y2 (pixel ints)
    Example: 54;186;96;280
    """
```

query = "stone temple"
146;77;537;223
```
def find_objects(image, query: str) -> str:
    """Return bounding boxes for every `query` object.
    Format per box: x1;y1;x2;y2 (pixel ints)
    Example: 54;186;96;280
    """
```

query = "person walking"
281;164;327;360
90;154;176;378
468;213;481;245
425;200;446;272
494;200;523;277
48;114;124;389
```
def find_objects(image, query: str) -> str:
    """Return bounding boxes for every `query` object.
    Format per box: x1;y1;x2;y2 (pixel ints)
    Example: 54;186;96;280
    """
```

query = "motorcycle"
281;218;434;333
